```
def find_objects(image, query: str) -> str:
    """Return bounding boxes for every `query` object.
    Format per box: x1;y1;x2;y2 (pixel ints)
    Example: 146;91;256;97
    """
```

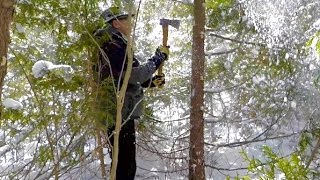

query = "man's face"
112;17;131;37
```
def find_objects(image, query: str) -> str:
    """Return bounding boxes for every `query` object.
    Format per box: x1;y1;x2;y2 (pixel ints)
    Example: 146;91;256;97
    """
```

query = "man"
94;6;169;180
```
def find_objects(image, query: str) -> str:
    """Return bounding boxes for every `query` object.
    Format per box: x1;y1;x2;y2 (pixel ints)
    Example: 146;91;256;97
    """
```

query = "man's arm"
128;47;168;85
104;38;168;85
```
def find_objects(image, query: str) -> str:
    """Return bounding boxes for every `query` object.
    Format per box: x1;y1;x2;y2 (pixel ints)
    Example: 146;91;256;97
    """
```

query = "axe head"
160;18;181;29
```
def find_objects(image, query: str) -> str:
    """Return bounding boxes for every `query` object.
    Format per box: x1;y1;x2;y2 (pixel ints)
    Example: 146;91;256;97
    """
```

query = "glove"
151;46;170;69
156;45;170;60
151;74;165;87
141;74;165;88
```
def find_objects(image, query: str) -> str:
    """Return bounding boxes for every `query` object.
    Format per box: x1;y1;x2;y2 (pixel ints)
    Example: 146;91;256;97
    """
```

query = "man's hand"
151;74;165;87
156;45;170;60
149;45;170;70
141;74;165;88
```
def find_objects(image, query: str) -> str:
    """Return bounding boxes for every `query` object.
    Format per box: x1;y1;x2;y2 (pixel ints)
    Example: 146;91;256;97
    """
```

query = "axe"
158;18;180;77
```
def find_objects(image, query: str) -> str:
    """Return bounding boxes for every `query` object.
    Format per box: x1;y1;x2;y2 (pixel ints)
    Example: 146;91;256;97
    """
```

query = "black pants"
108;119;136;180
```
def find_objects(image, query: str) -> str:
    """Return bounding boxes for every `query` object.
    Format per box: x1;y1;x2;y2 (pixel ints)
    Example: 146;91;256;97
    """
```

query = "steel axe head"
160;18;181;29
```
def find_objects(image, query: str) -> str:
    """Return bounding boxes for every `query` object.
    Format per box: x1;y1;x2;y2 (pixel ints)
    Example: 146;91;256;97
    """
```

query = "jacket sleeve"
104;39;165;86
128;58;158;85
129;48;167;85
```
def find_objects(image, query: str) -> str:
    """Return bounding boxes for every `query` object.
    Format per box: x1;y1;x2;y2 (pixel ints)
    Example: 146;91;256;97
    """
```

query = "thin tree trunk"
189;0;206;179
109;2;134;180
109;34;133;180
96;130;107;178
0;0;14;117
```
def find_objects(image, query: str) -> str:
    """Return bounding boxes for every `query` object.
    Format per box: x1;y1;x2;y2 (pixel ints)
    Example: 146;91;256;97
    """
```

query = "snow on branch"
205;48;236;57
3;98;23;110
32;60;74;81
171;0;194;6
206;30;266;47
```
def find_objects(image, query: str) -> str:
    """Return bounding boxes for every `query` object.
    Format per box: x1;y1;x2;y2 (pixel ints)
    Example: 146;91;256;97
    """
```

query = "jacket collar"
108;26;128;44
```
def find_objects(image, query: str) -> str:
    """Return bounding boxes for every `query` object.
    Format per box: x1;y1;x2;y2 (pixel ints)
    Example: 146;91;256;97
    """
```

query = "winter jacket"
94;26;165;120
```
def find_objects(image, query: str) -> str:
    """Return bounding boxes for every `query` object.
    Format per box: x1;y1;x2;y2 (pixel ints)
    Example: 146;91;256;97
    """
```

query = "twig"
205;164;248;171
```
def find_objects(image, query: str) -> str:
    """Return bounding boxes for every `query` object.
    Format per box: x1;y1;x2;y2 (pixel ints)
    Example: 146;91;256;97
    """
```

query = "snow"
2;0;320;179
290;101;297;110
251;47;260;58
313;19;320;30
310;37;320;60
32;60;54;78
15;23;25;34
32;60;74;81
2;98;23;110
252;75;266;85
285;53;290;59
310;36;319;50
0;145;10;154
206;47;229;57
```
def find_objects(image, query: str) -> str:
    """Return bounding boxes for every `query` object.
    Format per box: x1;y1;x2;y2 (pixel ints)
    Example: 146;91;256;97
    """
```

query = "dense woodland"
1;0;320;179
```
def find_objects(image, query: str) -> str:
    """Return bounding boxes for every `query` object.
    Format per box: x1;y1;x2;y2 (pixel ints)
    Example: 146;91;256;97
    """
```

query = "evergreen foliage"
1;0;320;179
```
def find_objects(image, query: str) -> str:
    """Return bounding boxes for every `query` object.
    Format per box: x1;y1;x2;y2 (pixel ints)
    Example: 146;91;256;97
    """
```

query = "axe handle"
158;25;168;76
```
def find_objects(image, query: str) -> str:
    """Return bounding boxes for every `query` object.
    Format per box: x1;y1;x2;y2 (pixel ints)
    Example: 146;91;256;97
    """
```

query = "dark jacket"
95;26;165;120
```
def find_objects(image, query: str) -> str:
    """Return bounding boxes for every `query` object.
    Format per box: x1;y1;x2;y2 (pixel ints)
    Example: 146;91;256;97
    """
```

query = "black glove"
156;45;170;60
150;46;170;69
141;74;165;88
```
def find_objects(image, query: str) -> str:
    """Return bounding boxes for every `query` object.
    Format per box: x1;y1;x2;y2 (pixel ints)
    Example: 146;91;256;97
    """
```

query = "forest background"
1;0;320;179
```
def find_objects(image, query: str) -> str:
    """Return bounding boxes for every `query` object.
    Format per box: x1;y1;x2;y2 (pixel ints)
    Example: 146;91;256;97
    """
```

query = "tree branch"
206;133;299;148
205;48;237;56
207;31;266;47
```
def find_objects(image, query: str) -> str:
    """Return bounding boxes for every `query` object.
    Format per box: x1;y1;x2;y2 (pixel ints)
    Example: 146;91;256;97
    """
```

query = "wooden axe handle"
157;25;168;76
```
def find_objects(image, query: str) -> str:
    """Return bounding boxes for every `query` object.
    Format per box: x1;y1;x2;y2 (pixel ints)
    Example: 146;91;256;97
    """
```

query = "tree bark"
0;0;14;116
189;0;206;179
96;130;107;178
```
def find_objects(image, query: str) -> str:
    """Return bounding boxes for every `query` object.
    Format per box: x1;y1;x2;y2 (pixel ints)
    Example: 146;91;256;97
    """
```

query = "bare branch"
205;48;237;56
207;30;266;47
205;164;248;171
138;166;188;174
206;133;300;148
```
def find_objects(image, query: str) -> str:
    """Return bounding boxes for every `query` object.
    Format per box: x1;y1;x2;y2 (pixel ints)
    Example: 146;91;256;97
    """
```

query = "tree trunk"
189;0;206;179
0;0;14;116
109;2;134;180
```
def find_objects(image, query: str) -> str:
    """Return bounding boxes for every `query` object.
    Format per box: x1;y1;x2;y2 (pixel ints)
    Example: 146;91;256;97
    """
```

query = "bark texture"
0;0;14;116
189;0;206;179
